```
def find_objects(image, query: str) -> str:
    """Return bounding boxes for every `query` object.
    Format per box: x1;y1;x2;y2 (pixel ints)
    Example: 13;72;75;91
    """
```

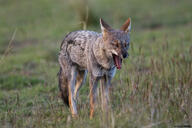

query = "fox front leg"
89;74;99;119
100;75;111;114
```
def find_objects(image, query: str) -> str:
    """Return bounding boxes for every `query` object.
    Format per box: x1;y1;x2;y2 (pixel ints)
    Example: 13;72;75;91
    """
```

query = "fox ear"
120;18;131;32
100;18;112;37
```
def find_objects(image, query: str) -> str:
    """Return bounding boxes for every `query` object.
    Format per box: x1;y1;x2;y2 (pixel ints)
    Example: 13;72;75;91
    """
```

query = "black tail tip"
63;97;69;107
60;93;69;107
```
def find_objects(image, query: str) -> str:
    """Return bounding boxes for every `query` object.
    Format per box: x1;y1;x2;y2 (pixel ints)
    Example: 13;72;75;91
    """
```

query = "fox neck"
93;37;113;69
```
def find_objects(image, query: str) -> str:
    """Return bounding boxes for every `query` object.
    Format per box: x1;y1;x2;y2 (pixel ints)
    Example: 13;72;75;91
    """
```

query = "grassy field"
0;0;192;127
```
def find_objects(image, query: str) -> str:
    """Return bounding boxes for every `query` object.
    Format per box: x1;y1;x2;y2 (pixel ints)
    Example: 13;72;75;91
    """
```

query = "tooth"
112;50;118;55
120;55;123;59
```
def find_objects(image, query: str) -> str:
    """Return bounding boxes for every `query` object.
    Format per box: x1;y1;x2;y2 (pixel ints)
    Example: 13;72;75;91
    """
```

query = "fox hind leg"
68;66;78;117
58;65;79;117
74;70;87;100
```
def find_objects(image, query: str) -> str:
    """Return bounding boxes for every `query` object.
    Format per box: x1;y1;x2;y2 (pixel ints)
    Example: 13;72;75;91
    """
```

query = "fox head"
100;18;131;69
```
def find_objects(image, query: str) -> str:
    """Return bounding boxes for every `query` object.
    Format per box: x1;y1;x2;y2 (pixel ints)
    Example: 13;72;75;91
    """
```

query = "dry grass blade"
0;28;17;64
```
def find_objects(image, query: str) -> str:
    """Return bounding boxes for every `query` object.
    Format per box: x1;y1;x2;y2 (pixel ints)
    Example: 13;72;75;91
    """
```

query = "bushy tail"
58;67;69;106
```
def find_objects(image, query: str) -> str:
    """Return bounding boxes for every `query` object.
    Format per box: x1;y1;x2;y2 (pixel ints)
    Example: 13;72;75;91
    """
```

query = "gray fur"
58;18;131;117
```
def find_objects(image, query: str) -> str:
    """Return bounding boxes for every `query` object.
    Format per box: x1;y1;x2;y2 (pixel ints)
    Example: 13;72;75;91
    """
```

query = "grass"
0;0;192;127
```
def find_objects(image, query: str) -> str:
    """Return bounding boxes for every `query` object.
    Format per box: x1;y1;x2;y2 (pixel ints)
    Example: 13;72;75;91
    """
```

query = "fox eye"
124;43;127;47
113;41;119;47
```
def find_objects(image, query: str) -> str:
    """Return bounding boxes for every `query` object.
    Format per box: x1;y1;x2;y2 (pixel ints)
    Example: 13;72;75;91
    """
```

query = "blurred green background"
0;0;192;127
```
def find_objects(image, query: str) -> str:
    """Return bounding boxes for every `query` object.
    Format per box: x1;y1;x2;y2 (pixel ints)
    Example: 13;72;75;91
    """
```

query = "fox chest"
91;65;117;78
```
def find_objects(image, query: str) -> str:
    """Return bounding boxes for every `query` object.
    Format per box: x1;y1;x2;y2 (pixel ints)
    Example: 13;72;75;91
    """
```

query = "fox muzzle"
122;52;128;58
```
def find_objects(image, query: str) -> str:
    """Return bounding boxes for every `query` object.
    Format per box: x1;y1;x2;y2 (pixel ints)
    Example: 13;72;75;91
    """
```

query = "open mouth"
112;54;122;70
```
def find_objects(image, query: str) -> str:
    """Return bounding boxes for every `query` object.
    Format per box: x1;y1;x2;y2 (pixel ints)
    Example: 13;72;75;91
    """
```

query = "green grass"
0;0;192;127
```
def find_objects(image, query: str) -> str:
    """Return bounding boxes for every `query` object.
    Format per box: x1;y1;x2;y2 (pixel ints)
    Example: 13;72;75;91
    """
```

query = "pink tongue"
115;56;122;69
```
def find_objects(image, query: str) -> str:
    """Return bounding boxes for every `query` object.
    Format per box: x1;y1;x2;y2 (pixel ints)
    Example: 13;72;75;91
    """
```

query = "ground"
0;0;192;127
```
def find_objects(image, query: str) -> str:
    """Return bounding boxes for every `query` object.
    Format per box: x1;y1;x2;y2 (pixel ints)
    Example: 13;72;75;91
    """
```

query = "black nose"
123;52;129;58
